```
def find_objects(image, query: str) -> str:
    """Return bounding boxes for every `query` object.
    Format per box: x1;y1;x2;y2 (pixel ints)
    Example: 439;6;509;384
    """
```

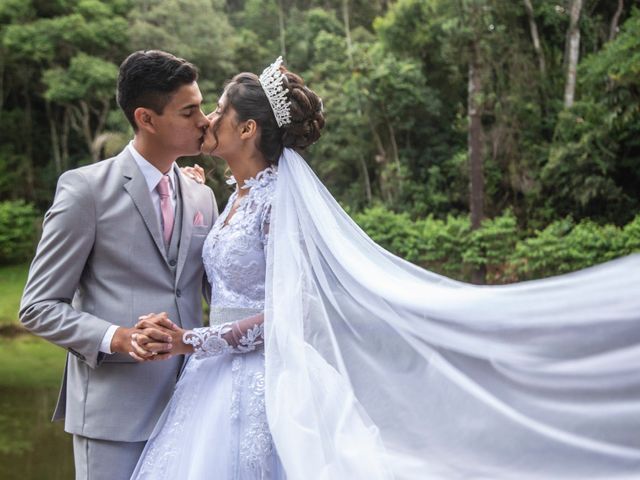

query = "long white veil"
264;148;640;479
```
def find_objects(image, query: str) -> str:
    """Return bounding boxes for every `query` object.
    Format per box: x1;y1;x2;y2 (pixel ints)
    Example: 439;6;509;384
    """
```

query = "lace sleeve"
182;312;264;359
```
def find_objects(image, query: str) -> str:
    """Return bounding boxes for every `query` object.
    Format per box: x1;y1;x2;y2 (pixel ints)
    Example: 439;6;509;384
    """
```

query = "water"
0;387;73;479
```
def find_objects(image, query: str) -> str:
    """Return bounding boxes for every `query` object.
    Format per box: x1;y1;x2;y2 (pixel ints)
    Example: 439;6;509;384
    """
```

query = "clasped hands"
113;312;191;362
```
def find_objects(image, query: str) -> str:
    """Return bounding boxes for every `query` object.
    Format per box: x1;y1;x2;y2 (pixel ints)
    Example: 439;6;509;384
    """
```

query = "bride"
129;58;303;479
130;58;640;479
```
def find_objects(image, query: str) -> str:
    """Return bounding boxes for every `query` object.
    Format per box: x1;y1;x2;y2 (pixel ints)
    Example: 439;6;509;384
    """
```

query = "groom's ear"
134;107;157;134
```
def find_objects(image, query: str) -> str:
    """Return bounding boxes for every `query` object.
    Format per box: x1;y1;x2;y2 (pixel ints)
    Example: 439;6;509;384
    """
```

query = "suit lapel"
175;167;195;283
120;151;168;264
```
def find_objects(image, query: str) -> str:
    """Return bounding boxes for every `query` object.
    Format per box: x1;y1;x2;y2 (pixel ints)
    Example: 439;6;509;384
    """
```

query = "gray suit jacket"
19;148;218;442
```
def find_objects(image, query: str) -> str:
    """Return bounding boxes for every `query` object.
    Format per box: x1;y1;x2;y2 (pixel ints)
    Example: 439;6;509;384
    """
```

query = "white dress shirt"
99;142;178;354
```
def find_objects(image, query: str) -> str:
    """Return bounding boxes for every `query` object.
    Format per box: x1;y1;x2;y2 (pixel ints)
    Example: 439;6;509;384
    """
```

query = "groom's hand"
110;312;176;361
129;312;180;362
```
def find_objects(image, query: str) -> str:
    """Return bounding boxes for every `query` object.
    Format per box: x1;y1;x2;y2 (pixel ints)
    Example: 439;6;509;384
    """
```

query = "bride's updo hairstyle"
219;67;325;165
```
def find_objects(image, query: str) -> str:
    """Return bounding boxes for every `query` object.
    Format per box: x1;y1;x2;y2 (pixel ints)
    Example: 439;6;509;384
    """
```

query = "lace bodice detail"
202;166;276;309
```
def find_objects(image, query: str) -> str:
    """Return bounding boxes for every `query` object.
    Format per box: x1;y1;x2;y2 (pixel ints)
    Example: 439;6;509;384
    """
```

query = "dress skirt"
131;307;285;480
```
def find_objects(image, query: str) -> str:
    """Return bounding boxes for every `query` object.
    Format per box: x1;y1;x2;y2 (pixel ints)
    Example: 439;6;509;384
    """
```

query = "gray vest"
166;175;183;278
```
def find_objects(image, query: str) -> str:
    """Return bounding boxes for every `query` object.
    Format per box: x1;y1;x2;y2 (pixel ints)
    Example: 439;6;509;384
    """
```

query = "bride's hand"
129;333;173;362
129;313;180;362
181;164;206;184
130;313;191;361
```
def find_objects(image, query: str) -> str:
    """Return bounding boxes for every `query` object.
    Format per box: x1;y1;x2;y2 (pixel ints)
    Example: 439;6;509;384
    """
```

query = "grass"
0;263;29;327
0;263;66;388
0;335;66;389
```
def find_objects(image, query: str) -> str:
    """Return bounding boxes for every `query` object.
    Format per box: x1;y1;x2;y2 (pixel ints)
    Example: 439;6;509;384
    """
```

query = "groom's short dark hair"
117;50;198;131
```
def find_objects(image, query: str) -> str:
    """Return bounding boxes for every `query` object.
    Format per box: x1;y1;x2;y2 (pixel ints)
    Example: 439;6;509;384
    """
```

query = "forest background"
1;2;639;475
1;0;640;287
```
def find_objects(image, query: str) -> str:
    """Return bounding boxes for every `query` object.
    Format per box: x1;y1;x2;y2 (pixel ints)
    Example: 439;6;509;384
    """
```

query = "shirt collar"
128;141;177;193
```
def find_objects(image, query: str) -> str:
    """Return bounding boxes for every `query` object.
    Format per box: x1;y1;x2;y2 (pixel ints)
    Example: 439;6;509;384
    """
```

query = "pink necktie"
156;175;174;246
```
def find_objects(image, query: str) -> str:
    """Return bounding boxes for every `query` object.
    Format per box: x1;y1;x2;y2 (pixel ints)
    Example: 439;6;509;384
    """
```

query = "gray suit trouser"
73;435;146;480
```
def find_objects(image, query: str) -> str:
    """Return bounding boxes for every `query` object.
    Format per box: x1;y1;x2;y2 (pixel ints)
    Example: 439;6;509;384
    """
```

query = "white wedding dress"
131;166;284;479
132;148;640;480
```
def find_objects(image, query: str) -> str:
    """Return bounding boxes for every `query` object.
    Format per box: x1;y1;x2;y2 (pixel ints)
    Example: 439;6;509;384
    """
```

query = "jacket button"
169;259;177;266
176;289;182;298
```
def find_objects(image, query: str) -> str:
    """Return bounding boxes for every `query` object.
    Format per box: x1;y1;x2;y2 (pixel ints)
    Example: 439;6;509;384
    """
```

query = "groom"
20;50;217;479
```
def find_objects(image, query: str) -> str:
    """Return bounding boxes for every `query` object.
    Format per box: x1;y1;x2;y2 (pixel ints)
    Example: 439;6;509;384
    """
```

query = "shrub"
353;205;422;263
462;211;519;283
620;214;640;254
511;216;637;280
0;201;40;264
352;206;639;284
420;214;470;279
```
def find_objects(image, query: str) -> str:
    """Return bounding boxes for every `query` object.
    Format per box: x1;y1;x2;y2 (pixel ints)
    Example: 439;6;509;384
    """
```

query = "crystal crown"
259;56;292;128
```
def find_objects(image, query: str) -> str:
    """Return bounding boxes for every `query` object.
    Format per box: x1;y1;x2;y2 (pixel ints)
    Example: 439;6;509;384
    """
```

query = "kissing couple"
21;50;640;480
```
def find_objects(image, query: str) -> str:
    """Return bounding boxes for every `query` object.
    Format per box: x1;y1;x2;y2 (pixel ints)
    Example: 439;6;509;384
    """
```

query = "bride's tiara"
259;56;292;128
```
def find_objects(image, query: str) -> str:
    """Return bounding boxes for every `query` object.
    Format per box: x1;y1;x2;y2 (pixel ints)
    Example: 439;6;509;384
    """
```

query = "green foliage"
286;7;344;74
542;103;632;222
462;211;519;282
3;12;129;63
581;8;640;91
0;0;639;272
129;0;237;93
374;0;434;56
542;9;640;225
354;206;640;284
0;263;29;326
352;205;422;262
621;214;640;253
356;209;519;283
512;218;624;279
0;202;40;265
0;0;35;23
420;214;470;278
43;53;118;103
0;142;31;200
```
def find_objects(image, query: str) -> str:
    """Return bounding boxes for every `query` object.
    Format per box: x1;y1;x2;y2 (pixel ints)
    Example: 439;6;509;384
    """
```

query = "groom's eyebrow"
179;97;205;111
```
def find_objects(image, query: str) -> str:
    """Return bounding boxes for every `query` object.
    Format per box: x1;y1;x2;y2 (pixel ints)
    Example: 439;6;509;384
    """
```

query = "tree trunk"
71;100;110;163
0;53;4;114
69;102;97;163
357;155;372;204
62;107;70;170
22;83;36;201
609;0;624;42
46;101;63;174
468;41;486;284
342;0;354;65
80;101;98;162
91;99;111;161
386;116;400;172
369;118;387;163
278;0;286;58
564;0;583;109
368;119;393;204
343;0;372;204
522;0;546;75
